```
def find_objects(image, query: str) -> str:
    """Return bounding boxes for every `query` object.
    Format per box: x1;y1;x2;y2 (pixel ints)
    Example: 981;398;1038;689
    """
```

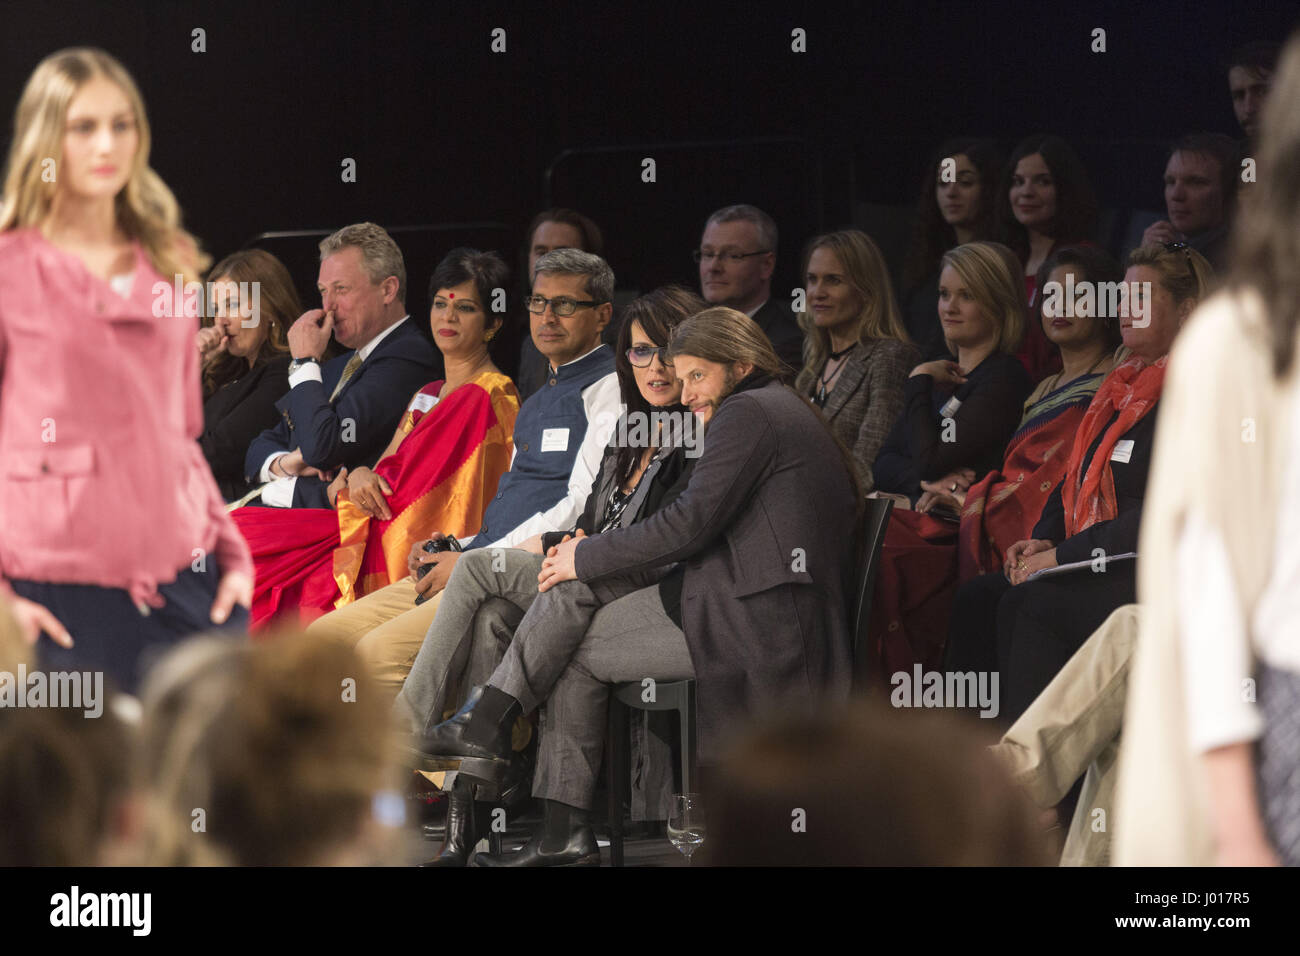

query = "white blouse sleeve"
1175;511;1265;752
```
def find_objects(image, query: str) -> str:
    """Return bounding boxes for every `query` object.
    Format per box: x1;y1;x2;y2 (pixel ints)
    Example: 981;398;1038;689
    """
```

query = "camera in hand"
413;535;462;605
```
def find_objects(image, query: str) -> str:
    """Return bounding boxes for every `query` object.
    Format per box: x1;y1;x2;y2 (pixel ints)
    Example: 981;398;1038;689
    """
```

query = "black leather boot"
473;799;600;867
420;776;486;867
410;685;521;783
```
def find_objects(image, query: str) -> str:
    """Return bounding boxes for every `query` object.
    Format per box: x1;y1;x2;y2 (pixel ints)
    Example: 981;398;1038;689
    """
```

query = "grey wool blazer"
574;377;859;761
814;337;919;493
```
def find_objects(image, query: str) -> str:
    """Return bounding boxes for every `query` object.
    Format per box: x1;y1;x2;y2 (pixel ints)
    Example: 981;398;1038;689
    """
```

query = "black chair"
601;495;895;865
603;678;695;867
850;496;895;691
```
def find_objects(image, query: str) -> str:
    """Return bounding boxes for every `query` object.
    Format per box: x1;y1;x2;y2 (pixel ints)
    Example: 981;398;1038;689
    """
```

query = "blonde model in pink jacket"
0;48;252;681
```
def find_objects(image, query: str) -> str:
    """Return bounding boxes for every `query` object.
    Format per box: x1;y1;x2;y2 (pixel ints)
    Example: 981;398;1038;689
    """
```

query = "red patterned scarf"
1061;355;1166;536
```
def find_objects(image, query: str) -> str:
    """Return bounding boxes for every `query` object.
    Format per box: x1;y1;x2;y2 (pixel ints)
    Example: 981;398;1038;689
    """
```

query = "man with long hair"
415;307;861;865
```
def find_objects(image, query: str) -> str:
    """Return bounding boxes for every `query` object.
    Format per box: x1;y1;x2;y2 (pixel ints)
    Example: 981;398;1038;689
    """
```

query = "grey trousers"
393;548;545;735
490;572;694;810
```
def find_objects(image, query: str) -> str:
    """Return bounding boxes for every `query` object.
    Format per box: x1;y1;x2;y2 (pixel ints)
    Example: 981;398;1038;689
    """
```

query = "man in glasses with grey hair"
695;203;804;378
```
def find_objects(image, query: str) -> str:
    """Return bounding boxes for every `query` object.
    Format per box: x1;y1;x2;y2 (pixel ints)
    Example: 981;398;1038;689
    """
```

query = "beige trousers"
306;576;443;703
991;604;1140;867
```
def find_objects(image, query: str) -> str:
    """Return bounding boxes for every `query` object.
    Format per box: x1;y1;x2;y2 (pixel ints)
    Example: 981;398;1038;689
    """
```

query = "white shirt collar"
549;342;607;374
357;315;409;362
744;299;769;319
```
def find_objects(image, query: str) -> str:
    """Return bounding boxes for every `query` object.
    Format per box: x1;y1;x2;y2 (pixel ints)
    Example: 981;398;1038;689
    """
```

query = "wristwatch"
288;356;320;374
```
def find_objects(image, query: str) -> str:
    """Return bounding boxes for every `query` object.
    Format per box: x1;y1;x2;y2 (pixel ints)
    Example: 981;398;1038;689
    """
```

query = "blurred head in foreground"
707;700;1052;865
0;596;133;866
136;632;402;866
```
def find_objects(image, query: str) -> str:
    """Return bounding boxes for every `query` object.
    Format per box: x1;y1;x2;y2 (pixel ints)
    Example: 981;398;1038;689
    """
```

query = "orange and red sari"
232;371;518;632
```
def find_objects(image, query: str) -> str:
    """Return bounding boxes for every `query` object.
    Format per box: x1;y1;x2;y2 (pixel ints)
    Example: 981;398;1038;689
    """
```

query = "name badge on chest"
540;428;570;452
1110;439;1135;464
409;392;438;414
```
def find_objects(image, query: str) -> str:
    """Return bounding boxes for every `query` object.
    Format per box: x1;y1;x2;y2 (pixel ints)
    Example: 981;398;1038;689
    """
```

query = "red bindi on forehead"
448;292;455;299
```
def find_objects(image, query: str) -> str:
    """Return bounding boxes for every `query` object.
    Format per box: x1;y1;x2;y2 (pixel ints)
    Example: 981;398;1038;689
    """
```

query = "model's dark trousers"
9;559;247;695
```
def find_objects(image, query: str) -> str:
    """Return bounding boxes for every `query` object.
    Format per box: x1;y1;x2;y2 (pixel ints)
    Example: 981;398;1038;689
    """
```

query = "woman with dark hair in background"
512;208;605;399
900;138;1003;359
795;229;918;490
997;134;1100;383
956;244;1126;578
197;248;299;501
232;248;520;629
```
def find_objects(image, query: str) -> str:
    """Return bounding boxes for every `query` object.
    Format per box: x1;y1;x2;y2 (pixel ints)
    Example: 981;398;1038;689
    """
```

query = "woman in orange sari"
232;249;519;630
868;245;1124;685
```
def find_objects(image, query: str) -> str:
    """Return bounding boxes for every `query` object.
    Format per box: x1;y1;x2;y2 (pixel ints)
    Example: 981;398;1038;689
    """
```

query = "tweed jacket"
813;337;919;492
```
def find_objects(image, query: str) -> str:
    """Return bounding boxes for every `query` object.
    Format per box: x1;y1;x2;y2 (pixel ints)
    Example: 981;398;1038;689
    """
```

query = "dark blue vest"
466;345;615;548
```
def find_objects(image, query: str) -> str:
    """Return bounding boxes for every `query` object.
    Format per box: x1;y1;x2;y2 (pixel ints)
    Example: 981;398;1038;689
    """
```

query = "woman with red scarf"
943;243;1213;725
867;247;1126;686
232;249;519;631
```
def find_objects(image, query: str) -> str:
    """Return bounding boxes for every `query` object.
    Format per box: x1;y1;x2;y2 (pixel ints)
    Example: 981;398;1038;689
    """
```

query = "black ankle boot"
420;777;488;867
411;685;521;782
473;799;600;868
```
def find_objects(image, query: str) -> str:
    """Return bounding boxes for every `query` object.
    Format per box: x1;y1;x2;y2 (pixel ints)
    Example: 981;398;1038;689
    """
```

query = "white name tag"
940;396;963;418
1110;439;1134;464
409;392;438;414
540;427;570;452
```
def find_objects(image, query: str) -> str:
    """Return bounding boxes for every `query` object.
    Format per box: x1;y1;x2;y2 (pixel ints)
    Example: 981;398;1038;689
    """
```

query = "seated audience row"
945;242;1213;724
868;243;1126;681
3;36;1292;870
233;246;519;628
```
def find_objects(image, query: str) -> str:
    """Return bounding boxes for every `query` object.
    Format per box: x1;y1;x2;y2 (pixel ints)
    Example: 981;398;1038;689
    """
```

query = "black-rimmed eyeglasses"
525;294;604;317
626;345;673;367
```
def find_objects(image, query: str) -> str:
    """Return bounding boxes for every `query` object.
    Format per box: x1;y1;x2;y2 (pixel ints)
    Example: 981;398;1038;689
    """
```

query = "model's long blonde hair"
0;47;207;282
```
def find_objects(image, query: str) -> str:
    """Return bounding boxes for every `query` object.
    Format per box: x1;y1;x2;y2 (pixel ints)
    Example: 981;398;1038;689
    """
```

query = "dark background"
3;0;1298;321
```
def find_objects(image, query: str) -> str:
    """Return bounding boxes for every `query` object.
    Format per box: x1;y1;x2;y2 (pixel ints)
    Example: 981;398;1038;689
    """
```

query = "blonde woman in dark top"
873;241;1032;507
795;229;918;491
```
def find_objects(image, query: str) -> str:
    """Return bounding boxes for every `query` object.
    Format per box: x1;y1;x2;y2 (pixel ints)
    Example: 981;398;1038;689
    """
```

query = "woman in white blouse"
1116;32;1300;866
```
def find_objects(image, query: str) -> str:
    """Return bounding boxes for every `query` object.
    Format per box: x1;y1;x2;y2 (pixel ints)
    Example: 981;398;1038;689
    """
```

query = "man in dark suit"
696;203;805;378
244;222;439;509
415;306;859;866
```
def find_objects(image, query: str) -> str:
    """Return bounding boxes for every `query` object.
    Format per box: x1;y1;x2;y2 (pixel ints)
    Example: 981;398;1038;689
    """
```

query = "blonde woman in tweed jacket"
795;230;918;491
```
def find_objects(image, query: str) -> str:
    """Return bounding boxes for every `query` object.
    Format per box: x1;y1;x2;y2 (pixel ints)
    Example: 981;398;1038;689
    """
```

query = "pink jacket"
0;227;252;608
